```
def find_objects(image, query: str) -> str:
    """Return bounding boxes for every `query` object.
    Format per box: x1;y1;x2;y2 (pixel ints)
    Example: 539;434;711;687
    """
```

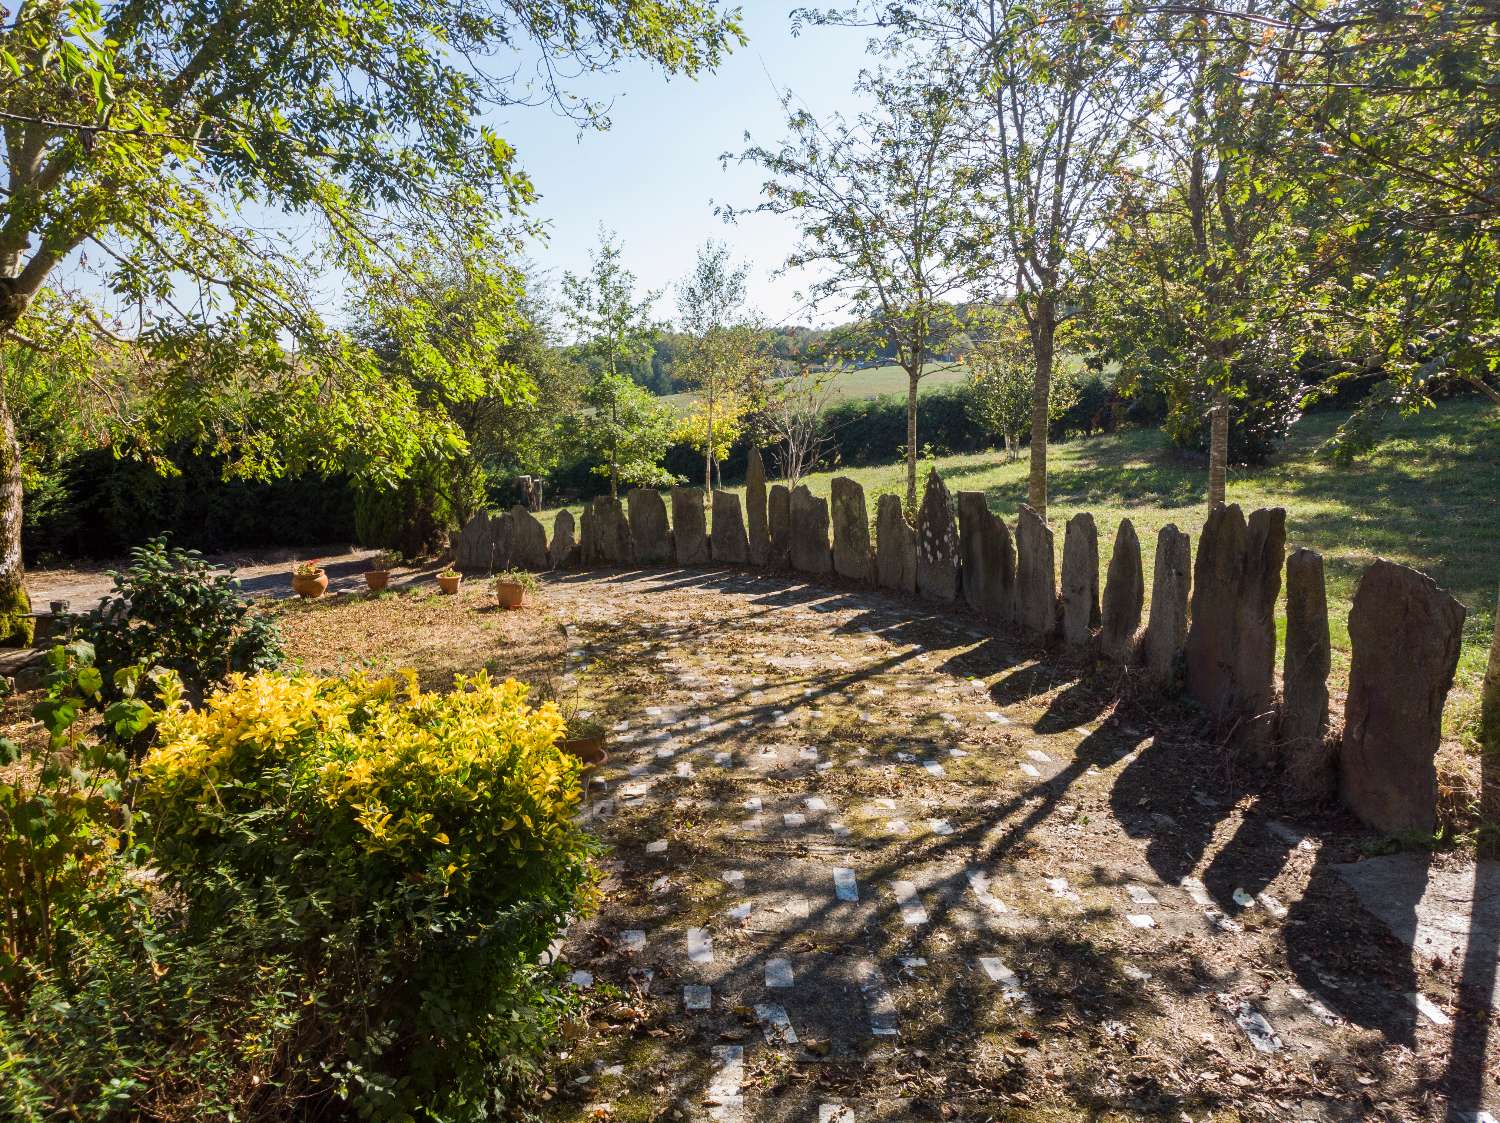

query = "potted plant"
364;551;398;591
291;559;328;599
561;715;608;766
494;568;538;609
436;567;462;595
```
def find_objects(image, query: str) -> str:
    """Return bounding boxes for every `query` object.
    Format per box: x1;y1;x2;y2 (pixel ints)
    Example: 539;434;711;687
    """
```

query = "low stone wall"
456;475;1471;837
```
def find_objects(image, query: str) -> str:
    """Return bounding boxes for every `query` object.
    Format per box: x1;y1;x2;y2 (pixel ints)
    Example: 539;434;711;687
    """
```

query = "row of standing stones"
455;448;1469;839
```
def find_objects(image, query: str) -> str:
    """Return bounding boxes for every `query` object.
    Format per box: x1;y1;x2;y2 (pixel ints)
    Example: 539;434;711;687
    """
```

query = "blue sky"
496;6;877;328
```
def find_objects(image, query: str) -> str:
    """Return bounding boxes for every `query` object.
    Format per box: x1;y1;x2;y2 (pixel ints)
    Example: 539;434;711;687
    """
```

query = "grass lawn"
656;361;969;413
536;399;1498;737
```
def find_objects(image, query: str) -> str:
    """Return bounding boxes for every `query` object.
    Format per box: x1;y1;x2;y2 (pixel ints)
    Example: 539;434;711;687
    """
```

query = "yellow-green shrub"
138;670;597;1122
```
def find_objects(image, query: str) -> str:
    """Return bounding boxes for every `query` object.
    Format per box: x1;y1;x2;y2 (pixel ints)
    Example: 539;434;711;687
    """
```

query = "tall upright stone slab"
589;496;633;566
1282;547;1333;798
628;489;672;565
830;478;874;583
491;510;516;572
1484;579;1500;757
915;470;959;603
550;509;576;569
1143;525;1190;683
455;512;493;572
1340;560;1466;834
1185;504;1285;753
789;485;832;575
767;484;792;569
1100;519;1143;662
710;490;750;565
671;488;709;566
1015;505;1057;641
746;446;770;567
875;493;917;595
509;505;549;570
1060;513;1100;648
957;492;1014;622
577;507;599;567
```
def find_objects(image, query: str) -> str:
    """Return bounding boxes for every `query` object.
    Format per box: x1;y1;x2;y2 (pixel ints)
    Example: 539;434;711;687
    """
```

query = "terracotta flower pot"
495;580;527;609
364;569;391;591
292;571;328;599
437;573;461;595
562;734;608;767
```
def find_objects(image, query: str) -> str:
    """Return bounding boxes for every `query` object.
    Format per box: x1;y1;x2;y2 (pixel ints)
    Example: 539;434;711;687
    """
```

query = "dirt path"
498;567;1498;1123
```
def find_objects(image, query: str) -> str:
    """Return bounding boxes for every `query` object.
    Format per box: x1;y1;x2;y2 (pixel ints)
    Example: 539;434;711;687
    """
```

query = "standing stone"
789;485;832;575
1340;559;1466;834
710;490;750;565
1185;504;1285;753
1015;505;1057;641
875;493;917;595
1142;525;1191;683
1481;578;1500;756
915;469;960;603
767;484;792;569
589;496;632;566
491;510;516;572
550;509;576;569
1282;547;1333;799
577;507;598;566
455;512;492;572
628;489;672;565
830;477;874;584
671;488;709;566
746;447;770;567
509;506;549;570
1100;519;1144;662
957;492;1014;622
1060;513;1100;648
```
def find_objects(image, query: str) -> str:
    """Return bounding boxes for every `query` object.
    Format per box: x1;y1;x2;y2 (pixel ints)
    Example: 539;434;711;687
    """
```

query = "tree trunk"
905;369;920;511
1208;395;1229;509
0;389;32;646
704;390;714;499
1482;578;1500;754
1027;299;1055;515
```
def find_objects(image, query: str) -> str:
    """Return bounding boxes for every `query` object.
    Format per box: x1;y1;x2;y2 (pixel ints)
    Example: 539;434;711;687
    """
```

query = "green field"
657;361;969;412
538;399;1498;736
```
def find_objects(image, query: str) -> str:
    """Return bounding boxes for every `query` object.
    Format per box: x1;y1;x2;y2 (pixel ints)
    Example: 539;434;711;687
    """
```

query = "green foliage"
81;538;282;703
0;641;166;1005
139;670;597;1121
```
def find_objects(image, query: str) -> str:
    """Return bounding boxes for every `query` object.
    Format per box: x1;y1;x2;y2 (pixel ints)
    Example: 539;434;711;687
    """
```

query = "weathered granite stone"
509;505;549;570
550;509;576;569
789;485;832;575
710;490;750;565
830;477;874;583
1340;560;1466;834
1482;578;1500;757
957;492;1013;622
1100;519;1143;662
671;488;709;566
1142;524;1190;683
767;484;792;569
746;446;770;567
1185;504;1285;752
875;493;917;594
1060;513;1100;647
491;510;516;572
628;489;672;565
1015;504;1057;641
589;496;633;566
1282;547;1333;799
914;469;959;603
455;512;493;572
577;507;599;566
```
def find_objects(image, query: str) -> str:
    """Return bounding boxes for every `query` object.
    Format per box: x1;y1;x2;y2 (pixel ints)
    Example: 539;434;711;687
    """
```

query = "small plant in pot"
364;551;399;591
291;559;328;599
494;568;538;609
561;714;608;766
436;567;462;595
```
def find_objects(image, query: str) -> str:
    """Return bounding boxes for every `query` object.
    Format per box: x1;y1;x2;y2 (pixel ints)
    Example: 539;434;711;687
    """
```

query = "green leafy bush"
82;537;282;702
138;669;597;1121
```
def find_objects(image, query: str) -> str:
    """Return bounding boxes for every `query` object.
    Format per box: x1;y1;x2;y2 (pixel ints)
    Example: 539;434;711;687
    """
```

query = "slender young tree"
561;229;667;498
0;0;742;640
675;241;764;497
730;60;984;509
